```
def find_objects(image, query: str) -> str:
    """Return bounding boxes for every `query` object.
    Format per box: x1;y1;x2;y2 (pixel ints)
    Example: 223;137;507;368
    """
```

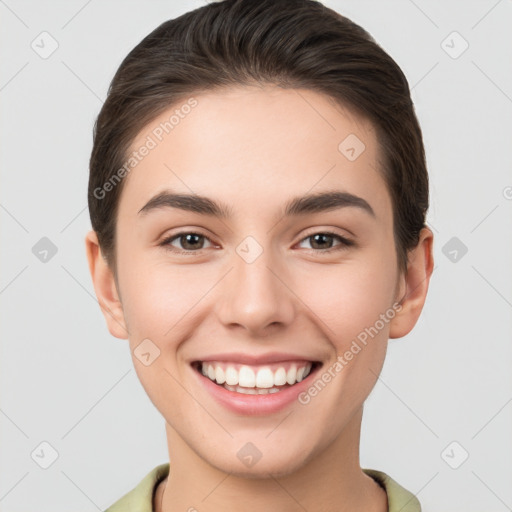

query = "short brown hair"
88;0;429;277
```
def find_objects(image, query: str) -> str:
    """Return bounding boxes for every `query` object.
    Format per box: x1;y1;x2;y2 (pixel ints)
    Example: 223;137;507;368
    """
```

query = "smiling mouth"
191;360;322;395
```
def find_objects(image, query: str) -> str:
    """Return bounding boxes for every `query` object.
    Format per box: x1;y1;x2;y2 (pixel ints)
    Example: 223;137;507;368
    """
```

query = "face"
91;85;413;476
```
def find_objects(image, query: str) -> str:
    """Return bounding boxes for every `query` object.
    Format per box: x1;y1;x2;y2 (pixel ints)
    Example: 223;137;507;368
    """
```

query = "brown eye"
160;232;214;253
298;232;354;252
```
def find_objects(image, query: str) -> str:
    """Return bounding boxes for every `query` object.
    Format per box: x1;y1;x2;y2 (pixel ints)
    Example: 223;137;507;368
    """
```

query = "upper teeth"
200;362;313;388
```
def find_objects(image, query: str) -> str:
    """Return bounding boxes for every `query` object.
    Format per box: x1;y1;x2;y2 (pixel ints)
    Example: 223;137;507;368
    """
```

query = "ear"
389;226;434;339
85;230;129;339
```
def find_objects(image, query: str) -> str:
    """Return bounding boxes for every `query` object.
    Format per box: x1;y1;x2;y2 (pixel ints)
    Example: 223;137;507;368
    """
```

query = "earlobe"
85;230;129;340
389;227;434;339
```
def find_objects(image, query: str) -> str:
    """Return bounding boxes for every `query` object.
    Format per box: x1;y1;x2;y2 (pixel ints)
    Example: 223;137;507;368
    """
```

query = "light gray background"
1;1;511;510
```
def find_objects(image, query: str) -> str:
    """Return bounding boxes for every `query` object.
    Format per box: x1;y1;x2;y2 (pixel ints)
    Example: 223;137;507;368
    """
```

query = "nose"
216;245;296;337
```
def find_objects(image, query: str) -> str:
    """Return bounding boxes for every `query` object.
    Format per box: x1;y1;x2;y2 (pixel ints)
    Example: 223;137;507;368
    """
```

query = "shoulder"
362;468;422;512
103;463;170;512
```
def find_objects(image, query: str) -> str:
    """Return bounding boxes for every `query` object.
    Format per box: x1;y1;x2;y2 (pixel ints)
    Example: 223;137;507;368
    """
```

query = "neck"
155;407;387;512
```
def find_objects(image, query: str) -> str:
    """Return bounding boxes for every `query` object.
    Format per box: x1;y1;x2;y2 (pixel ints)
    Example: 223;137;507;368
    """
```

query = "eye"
159;231;215;254
297;231;354;252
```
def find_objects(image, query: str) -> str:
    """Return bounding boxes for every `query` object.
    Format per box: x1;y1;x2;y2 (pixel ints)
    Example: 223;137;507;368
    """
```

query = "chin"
205;447;313;479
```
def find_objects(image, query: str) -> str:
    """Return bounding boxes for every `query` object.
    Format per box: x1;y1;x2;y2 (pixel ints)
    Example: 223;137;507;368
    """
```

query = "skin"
86;85;433;512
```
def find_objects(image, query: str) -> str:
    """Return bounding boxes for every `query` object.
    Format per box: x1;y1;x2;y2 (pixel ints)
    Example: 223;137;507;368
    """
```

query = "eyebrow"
137;189;375;219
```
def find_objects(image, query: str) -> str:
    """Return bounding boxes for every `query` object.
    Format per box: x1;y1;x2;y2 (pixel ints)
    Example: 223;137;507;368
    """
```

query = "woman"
86;1;434;510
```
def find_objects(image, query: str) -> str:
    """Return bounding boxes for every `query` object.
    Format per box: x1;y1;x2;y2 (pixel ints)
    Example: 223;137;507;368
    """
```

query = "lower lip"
192;364;321;416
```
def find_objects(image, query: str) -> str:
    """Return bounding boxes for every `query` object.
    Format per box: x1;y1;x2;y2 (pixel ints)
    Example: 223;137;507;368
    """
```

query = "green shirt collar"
104;463;421;512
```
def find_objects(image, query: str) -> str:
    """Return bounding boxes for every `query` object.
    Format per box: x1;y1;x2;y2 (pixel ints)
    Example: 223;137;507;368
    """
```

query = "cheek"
116;250;205;342
299;256;397;344
116;253;207;411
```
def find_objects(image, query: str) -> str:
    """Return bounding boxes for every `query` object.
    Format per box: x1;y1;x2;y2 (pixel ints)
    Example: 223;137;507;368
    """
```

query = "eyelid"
299;226;353;241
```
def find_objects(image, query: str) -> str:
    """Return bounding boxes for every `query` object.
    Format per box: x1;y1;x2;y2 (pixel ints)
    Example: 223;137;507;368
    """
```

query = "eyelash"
159;230;355;255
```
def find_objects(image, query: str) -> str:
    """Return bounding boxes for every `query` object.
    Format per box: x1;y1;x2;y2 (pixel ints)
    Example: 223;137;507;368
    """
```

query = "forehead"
119;85;391;223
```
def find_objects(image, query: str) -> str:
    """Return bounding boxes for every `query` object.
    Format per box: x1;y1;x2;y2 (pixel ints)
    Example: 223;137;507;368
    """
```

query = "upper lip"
192;352;320;365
